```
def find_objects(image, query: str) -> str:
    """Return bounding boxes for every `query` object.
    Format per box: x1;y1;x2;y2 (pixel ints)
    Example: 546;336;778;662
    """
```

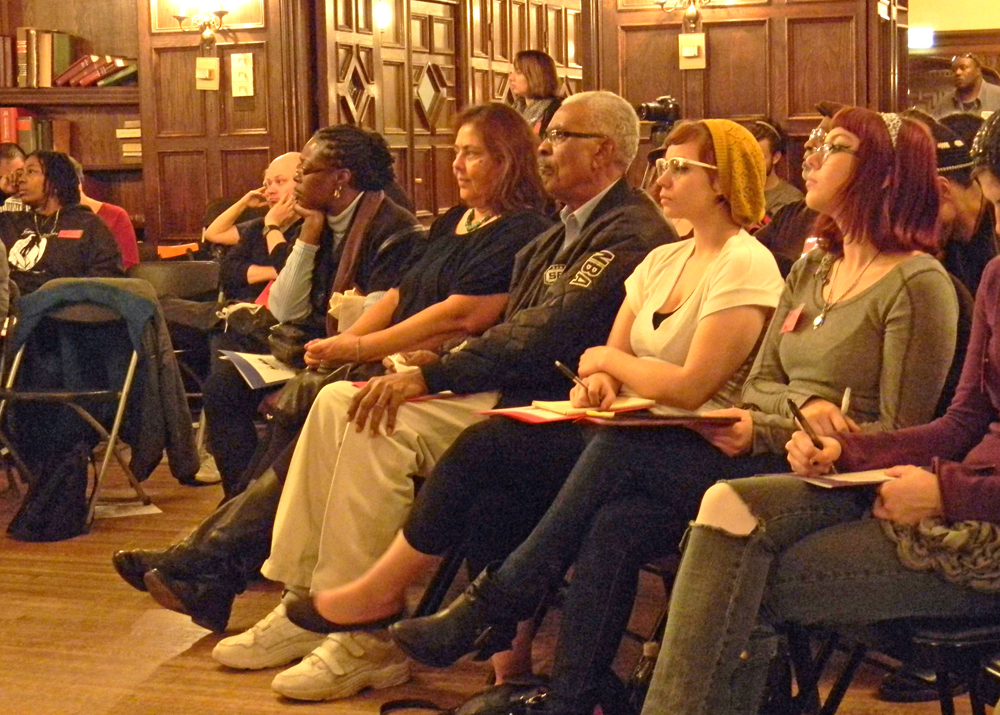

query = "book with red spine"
53;53;102;87
73;57;128;87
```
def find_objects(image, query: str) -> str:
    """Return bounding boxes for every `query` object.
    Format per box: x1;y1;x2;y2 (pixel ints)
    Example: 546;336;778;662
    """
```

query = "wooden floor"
0;462;976;715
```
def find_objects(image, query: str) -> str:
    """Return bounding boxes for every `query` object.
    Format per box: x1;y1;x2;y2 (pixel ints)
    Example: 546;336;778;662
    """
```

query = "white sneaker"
271;631;411;701
212;603;326;670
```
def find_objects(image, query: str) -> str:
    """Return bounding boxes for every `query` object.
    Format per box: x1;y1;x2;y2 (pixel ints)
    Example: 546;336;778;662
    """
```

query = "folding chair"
128;260;221;454
0;282;156;527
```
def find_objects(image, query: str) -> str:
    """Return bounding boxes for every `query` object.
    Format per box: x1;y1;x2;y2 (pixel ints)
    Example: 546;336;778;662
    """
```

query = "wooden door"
138;0;314;242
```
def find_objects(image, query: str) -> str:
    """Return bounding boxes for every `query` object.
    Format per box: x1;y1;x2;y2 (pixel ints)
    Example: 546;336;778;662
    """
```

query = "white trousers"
260;380;500;591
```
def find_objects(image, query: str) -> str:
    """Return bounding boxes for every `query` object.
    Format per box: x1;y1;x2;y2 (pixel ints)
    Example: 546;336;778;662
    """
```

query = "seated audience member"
754;103;845;274
747;119;803;219
116;91;675;701
291;119;784;687
631;109;1000;715
387;108;962;715
910;112;996;296
932;53;1000;119
0;142;25;211
211;152;301;302
69;157;140;270
941;111;988;148
510;50;561;136
0;151;123;294
202;128;423;498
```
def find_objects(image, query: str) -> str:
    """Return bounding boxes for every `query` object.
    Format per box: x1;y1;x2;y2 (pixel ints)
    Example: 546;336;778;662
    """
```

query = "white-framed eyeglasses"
810;142;858;167
655;156;718;176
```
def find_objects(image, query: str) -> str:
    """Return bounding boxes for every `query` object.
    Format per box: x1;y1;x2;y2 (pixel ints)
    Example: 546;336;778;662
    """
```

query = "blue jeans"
488;427;788;715
643;475;1000;715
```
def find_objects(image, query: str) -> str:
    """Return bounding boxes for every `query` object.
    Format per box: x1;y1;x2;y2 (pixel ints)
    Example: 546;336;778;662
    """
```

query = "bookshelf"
0;0;144;231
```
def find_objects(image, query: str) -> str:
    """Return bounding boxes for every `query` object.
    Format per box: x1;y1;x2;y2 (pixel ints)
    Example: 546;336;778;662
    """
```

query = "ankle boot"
144;568;237;633
389;567;522;667
110;463;287;627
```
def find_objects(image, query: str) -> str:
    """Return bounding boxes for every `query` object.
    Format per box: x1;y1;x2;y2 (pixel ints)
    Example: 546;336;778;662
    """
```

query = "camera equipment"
636;95;681;148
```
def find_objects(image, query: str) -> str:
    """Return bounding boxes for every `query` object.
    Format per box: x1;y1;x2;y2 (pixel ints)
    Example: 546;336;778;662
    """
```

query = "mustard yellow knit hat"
702;118;767;227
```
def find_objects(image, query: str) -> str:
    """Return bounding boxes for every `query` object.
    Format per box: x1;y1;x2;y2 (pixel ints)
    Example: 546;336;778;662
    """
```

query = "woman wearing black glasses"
387;108;963;715
290;118;785;689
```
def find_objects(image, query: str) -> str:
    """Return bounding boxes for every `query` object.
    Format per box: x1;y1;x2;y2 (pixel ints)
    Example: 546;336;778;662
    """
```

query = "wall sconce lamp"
173;3;230;49
656;0;710;32
374;0;392;31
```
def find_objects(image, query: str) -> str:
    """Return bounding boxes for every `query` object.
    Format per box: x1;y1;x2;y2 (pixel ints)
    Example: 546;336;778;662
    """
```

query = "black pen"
787;398;838;474
554;360;588;391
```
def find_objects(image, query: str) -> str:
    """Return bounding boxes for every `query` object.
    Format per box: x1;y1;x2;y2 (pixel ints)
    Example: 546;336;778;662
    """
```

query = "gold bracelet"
355;336;362;363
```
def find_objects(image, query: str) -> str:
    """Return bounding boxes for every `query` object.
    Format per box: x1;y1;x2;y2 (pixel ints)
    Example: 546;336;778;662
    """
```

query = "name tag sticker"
58;230;83;239
781;304;805;333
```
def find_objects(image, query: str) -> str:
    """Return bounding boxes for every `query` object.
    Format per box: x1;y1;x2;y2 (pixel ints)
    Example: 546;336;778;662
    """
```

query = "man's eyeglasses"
541;128;606;144
808;143;858;167
655;156;718;176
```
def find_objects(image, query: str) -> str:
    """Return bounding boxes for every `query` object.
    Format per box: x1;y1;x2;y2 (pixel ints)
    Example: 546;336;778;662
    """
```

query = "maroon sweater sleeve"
836;259;1000;521
97;203;139;270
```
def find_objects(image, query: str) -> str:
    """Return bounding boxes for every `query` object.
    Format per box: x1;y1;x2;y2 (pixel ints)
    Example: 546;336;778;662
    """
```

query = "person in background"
0;142;25;211
932;53;1000;119
509;50;561;136
907;111;996;297
747;119;803;219
210;152;301;301
0;151;123;295
69;157;140;270
201;127;423;499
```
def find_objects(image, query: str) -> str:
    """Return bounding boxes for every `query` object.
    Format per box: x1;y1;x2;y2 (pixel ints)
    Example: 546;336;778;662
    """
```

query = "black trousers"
202;332;275;498
404;416;587;577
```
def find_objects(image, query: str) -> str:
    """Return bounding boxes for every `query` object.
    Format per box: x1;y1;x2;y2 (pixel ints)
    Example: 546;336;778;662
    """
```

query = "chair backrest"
127;261;220;301
935;274;976;419
47;303;126;324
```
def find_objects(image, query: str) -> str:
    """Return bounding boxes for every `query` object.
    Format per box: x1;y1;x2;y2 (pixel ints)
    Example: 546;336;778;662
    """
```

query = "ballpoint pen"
840;387;852;416
554;360;588;391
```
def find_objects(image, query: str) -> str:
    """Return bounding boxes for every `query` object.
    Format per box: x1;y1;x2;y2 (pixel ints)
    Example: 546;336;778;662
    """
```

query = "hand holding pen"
555;360;619;410
788;400;837;474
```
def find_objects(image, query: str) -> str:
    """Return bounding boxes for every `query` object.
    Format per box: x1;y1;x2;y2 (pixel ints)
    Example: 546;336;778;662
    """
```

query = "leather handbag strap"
331;190;385;295
379;699;446;715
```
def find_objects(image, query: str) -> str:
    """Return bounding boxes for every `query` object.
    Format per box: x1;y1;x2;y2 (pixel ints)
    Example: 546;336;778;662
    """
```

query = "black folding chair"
0;293;152;527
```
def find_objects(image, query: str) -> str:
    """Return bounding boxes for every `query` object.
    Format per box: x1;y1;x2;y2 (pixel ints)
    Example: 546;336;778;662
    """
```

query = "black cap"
972;112;1000;177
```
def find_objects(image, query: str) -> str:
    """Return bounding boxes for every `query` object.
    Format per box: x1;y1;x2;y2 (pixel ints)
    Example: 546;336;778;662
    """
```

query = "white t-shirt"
621;228;784;410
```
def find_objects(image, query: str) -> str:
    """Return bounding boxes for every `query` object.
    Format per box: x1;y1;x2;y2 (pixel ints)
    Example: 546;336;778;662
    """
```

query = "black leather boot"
144;568;237;633
389;568;523;667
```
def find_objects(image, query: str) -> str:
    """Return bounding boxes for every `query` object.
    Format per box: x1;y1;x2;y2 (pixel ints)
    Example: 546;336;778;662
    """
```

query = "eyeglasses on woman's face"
808;142;858;167
655;156;718;177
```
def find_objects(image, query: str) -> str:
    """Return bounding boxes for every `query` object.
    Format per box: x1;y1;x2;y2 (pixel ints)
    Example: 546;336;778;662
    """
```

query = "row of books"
0;108;70;154
10;28;137;89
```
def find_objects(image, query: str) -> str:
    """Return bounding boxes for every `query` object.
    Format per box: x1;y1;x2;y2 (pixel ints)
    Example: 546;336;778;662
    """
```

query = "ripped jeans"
643;475;1000;715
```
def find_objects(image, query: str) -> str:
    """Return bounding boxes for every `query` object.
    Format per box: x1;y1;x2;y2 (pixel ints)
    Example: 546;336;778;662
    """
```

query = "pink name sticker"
781;304;805;333
58;230;83;239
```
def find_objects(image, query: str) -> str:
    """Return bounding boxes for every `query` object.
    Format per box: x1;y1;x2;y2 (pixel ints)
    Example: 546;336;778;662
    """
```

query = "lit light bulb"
374;0;392;30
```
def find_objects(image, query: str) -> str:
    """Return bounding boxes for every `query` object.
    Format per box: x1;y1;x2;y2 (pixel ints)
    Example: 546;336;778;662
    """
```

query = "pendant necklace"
813;250;880;329
32;208;60;238
464;209;493;232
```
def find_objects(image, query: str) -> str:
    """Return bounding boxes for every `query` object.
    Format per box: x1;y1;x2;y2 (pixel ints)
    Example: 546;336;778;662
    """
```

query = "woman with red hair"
388;107;963;715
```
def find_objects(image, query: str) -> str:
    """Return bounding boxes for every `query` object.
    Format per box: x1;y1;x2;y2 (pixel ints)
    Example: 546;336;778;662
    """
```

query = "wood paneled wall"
137;0;315;241
602;0;909;185
318;0;584;221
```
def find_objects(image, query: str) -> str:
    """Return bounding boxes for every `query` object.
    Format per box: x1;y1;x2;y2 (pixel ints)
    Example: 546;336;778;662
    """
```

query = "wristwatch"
264;224;281;235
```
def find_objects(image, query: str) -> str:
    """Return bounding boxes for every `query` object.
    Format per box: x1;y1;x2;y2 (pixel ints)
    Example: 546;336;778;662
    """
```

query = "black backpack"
8;441;91;542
